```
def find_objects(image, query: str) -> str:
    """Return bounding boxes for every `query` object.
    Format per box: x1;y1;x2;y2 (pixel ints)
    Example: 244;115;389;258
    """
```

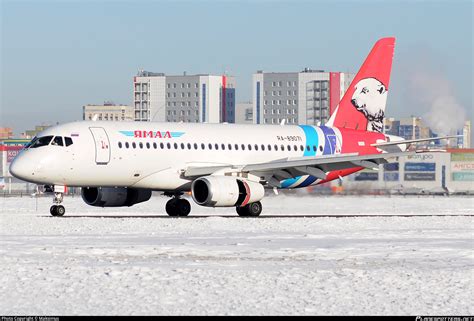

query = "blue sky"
1;0;472;136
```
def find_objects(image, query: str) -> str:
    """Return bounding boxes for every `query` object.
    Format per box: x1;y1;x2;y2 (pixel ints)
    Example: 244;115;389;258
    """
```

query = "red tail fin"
327;37;395;132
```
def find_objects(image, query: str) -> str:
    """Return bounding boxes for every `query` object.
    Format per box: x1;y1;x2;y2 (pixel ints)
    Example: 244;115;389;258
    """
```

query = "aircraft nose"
9;153;33;181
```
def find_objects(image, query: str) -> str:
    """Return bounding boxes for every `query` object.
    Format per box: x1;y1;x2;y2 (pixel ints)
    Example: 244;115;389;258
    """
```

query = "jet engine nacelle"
191;176;264;207
81;187;152;207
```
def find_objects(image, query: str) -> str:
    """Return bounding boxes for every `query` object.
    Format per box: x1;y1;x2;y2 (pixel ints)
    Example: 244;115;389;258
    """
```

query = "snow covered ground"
1;195;473;315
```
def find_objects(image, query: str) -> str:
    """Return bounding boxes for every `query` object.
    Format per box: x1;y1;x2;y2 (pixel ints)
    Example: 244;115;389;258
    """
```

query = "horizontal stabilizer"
372;135;461;147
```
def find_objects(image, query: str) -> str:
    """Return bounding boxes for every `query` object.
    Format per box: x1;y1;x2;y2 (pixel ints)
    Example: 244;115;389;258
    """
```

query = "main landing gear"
165;193;191;217
236;201;263;217
50;191;66;217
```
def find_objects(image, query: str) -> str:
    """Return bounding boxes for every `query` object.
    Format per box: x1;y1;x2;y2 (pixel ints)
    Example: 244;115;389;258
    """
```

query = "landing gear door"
89;127;110;165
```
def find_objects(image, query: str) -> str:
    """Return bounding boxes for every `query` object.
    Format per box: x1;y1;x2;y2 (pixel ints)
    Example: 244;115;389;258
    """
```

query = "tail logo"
351;77;387;132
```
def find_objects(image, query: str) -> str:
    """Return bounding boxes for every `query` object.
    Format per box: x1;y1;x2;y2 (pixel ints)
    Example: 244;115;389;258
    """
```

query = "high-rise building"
252;69;354;125
133;71;236;123
83;102;134;122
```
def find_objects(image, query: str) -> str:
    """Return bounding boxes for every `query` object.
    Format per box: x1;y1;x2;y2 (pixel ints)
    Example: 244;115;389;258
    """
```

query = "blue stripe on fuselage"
299;125;318;157
320;126;336;155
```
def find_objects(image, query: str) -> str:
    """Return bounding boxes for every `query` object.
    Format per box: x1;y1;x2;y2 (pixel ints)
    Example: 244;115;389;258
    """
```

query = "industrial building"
335;149;474;194
385;118;471;149
133;71;236;123
252;69;355;126
457;120;471;149
21;125;52;139
0;139;33;193
0;128;13;140
83;102;134;122
385;117;434;141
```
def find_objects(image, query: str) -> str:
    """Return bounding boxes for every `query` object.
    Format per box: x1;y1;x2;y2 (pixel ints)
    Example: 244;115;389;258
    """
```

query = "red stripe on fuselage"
316;127;386;185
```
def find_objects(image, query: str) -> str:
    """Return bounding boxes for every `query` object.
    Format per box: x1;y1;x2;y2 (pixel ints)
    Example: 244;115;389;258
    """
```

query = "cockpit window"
64;137;73;146
51;136;64;146
25;136;38;149
29;136;53;148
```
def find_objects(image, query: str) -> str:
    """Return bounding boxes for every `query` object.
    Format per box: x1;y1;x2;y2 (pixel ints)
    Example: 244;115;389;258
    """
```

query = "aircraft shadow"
43;214;471;219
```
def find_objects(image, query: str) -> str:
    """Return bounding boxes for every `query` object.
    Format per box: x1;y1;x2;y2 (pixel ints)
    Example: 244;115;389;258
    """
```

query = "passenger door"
89;127;110;164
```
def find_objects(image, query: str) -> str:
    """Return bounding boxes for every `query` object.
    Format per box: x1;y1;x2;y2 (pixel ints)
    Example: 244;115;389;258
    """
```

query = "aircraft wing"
183;150;419;184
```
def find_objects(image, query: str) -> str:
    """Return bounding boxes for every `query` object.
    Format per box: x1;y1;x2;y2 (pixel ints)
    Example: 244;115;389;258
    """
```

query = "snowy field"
1;195;473;315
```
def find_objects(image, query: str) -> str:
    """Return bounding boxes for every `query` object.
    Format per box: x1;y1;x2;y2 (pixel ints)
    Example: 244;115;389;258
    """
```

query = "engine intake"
191;176;264;207
81;187;151;207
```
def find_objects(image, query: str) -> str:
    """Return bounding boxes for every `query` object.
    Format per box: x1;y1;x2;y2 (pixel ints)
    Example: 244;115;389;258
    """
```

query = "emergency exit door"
89;127;110;164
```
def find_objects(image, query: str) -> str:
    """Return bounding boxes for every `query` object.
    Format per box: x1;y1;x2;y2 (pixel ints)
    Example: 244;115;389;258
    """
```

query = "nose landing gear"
49;185;67;217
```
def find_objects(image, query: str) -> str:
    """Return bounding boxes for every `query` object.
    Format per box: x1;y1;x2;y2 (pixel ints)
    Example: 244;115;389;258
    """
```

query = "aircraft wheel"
165;199;179;217
247;201;262;217
176;199;191;217
50;205;65;217
236;206;249;217
56;205;66;216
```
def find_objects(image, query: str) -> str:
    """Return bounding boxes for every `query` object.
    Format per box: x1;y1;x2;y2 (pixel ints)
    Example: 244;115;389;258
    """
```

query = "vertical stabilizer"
327;37;395;132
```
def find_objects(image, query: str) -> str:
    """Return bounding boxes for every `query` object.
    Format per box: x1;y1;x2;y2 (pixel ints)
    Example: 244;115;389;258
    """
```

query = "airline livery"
9;37;455;216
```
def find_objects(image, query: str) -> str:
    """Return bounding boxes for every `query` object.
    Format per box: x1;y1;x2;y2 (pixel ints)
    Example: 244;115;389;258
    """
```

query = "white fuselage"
10;121;344;191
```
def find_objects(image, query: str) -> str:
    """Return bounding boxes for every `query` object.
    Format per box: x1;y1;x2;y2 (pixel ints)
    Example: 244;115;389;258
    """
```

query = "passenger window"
268;144;271;151
319;145;323;152
51;136;64;146
228;144;232;150
254;144;258;151
280;145;284;151
153;142;157;149
306;145;310;152
139;142;143;149
132;142;136;149
221;144;225;150
181;143;185;149
64;137;73;147
300;145;304;151
146;142;150;149
167;143;171;149
160;142;164;149
234;144;239;150
274;144;278;151
248;144;252;151
194;143;198;150
174;143;178;149
118;142;122;148
125;142;129;148
215;143;219;150
241;144;245;150
293;145;297;151
187;143;191;149
261;144;265;151
201;143;205;150
287;145;291;151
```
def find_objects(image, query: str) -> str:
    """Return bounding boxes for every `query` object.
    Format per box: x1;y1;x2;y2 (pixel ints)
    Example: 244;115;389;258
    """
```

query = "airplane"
9;37;458;217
